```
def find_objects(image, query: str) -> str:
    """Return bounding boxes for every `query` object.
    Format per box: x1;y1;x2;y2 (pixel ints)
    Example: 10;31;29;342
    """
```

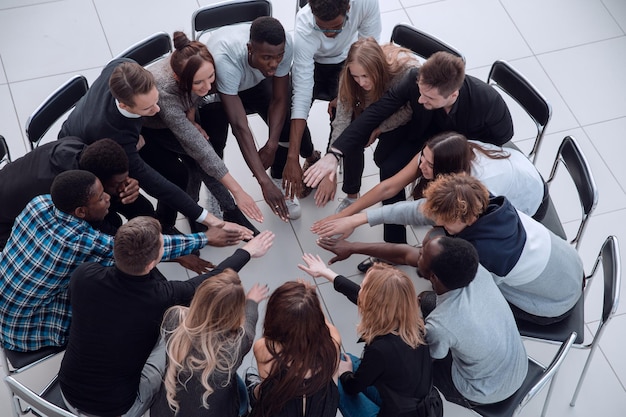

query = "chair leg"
570;342;600;406
540;374;559;417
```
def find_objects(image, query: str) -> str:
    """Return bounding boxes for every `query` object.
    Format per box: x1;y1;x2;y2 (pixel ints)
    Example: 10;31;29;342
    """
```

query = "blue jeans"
338;353;382;417
236;374;249;416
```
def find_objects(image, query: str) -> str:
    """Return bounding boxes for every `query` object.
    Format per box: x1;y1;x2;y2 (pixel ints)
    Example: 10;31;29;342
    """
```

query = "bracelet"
327;150;342;161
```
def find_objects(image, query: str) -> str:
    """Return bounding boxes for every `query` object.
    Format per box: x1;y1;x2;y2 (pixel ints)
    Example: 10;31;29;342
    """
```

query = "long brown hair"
170;31;215;98
338;38;417;117
412;131;509;199
358;264;425;348
253;281;339;417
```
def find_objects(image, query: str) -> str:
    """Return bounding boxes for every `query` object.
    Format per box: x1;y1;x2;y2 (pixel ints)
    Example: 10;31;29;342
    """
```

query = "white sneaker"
272;178;302;220
335;196;358;214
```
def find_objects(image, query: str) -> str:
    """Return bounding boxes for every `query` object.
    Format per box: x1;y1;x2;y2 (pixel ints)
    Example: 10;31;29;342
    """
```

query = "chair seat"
516;294;585;344
472;359;543;417
4;345;65;370
41;377;69;411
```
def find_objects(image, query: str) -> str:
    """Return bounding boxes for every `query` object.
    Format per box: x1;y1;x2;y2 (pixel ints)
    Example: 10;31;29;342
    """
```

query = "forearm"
161;233;208;261
287;119;307;160
366;199;433;227
345;241;416;266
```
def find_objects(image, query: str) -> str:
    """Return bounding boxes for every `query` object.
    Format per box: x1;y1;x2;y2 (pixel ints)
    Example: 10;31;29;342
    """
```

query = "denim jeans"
337;353;382;417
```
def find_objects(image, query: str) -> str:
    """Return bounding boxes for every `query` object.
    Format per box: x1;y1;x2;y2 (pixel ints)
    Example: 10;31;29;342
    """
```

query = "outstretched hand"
303;154;338;188
205;226;244;247
310;216;356;240
242;230;275;258
316;237;353;265
297;253;338;282
246;283;270;303
314;175;337;207
173;254;215;274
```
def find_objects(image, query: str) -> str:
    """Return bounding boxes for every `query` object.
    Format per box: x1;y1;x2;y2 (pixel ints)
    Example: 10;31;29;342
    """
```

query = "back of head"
418;51;465;97
358;264;424;348
257;281;338;416
79;138;128;181
422;173;490;224
308;0;349;21
50;170;97;214
430;236;479;290
170;31;214;95
113;216;162;275
426;131;473;177
250;16;286;46
109;61;155;107
164;269;246;412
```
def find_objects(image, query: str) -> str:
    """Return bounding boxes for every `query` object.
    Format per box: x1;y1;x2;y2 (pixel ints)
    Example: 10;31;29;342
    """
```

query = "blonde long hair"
338;37;418;117
162;269;246;413
357;264;425;348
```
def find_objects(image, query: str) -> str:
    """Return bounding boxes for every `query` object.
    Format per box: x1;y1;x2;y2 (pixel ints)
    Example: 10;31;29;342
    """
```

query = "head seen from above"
51;170;110;223
170;31;216;98
358;263;425;348
422;172;489;235
309;0;350;38
417;51;465;112
417;236;479;295
113;216;164;276
248;16;286;78
109;62;160;116
79;138;129;198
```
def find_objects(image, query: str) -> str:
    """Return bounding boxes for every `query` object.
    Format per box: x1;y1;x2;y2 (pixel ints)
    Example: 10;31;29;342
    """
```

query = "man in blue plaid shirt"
0;170;246;352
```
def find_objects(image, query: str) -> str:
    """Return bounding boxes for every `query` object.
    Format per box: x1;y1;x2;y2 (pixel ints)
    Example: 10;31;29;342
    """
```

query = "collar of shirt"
115;99;141;119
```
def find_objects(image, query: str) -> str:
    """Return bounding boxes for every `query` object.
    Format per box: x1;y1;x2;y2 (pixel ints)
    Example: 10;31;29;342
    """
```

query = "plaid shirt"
0;195;207;352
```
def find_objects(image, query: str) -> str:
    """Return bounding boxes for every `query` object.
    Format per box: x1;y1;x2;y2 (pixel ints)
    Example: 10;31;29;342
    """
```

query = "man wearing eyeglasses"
281;0;381;201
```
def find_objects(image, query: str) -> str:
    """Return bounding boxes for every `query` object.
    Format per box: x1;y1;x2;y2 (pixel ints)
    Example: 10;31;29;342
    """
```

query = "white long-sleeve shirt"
291;0;381;120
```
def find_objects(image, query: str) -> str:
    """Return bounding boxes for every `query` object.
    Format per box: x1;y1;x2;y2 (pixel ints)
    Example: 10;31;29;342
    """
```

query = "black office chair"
546;136;599;249
192;0;272;42
390;23;465;61
115;31;172;67
0;135;11;166
515;235;620;407
25;75;89;150
471;332;577;417
295;0;308;15
487;60;551;164
1;345;69;417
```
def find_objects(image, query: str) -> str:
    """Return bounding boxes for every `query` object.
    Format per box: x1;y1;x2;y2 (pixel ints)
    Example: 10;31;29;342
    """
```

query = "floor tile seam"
581;124;626;196
590;319;626;392
0;0;62;13
90;0;115;60
600;0;626;36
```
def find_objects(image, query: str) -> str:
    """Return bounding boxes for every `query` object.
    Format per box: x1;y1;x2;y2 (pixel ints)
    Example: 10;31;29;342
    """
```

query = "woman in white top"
312;131;546;233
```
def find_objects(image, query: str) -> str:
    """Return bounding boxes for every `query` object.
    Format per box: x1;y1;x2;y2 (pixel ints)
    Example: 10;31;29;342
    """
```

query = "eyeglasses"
313;14;349;34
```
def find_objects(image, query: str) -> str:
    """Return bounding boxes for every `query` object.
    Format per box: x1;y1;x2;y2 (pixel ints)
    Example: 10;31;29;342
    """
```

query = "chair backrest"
0;135;11;166
546;135;599;249
4;376;76;417
25;75;89;150
390;23;465;62
192;0;272;42
487;60;551;164
115;32;172;67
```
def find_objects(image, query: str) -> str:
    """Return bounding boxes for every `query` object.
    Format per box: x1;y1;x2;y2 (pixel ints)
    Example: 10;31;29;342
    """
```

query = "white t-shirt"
206;23;293;96
470;140;544;216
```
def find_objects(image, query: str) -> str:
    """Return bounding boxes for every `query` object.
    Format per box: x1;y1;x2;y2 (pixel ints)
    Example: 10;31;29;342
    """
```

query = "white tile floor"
1;0;625;415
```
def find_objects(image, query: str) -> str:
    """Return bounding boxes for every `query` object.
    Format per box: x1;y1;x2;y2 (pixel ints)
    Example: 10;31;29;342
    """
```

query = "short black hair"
50;170;97;214
430;237;478;290
308;0;349;22
79;138;128;181
250;16;286;46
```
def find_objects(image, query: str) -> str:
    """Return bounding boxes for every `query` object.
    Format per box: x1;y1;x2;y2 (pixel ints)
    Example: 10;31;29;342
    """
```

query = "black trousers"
140;127;235;226
198;78;314;179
